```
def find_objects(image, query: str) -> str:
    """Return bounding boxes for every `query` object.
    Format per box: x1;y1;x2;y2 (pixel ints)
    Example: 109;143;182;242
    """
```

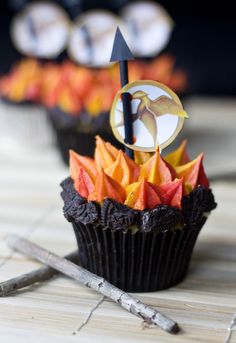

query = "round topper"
68;10;129;67
11;1;70;58
110;80;188;152
121;1;173;57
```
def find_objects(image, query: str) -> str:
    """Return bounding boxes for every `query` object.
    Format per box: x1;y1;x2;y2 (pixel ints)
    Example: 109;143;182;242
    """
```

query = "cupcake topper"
110;27;135;159
11;2;70;58
110;29;188;153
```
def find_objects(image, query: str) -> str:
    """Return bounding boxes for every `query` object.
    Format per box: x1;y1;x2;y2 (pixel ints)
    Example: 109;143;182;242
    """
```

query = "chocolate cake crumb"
140;205;184;233
182;186;217;229
61;180;216;233
101;198;140;230
60;177;74;191
74;201;100;225
61;177;86;204
61;177;90;223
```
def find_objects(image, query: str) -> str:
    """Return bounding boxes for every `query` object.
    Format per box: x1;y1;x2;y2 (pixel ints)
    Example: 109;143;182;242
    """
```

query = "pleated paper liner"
72;222;202;292
47;107;123;164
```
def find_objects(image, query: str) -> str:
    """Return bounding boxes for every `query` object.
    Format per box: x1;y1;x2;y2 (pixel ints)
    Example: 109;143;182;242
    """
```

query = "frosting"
125;179;162;210
74;167;94;199
175;153;209;193
88;169;125;203
61;178;216;232
164;140;190;166
159;178;183;209
105;150;140;188
69;150;98;183
68;136;210;210
0;57;187;113
134;151;153;165
94;135;118;169
139;148;175;185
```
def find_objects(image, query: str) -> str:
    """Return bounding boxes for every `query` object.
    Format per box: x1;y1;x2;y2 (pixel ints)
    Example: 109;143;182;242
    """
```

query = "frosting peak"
94;135;119;169
140;149;175;185
164;140;190;166
159;178;183;209
69;150;98;183
176;153;209;193
105;150;140;188
74;167;94;199
88;169;125;203
125;179;162;210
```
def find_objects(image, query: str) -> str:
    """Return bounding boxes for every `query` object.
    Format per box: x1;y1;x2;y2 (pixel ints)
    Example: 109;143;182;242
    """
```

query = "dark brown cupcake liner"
47;107;122;163
0;96;36;106
61;178;217;292
72;221;202;292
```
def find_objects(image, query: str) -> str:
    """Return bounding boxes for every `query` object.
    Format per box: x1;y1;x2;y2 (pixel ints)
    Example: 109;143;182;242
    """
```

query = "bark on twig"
6;234;179;334
0;251;79;296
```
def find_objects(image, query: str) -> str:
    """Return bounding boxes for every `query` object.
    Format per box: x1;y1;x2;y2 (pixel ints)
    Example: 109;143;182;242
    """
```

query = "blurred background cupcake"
44;57;186;163
0;0;187;161
0;1;71;151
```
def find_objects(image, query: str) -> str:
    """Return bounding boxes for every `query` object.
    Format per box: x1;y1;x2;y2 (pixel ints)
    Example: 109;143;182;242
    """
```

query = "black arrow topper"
110;27;134;61
110;27;134;159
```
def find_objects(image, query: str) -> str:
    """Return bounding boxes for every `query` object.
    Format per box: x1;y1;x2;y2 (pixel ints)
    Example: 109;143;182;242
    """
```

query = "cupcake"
44;61;121;163
43;57;186;163
0;59;54;148
0;56;186;159
61;136;216;292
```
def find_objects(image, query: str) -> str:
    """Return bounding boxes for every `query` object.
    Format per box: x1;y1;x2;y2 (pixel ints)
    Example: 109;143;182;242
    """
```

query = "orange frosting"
74;167;94;199
164;140;190;166
0;57;187;111
94;136;119;169
68;137;209;210
140;149;175;185
69;150;98;183
125;179;162;210
88;169;125;203
176;153;209;193
105;150;140;188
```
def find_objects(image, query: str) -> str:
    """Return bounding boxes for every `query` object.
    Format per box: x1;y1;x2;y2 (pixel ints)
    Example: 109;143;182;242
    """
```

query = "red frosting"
69;138;209;209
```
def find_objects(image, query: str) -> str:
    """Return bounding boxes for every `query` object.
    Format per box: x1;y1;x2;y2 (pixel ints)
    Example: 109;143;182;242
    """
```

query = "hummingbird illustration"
115;90;188;146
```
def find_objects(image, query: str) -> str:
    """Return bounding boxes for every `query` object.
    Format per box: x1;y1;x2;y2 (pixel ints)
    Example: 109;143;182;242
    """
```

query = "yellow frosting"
164;140;190;166
68;137;209;210
140;149;174;185
105;150;140;188
125;179;161;210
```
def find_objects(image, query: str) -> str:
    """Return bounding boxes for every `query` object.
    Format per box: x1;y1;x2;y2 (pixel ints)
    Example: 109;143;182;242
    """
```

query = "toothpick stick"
110;27;134;159
0;251;78;296
7;234;179;334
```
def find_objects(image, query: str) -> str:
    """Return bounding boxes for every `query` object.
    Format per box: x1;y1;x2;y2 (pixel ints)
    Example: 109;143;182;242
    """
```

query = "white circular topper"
121;1;173;57
68;10;129;67
11;1;70;58
110;80;188;152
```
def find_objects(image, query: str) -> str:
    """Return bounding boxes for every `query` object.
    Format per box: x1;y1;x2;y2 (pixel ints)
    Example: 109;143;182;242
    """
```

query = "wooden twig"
6;234;179;334
225;312;236;343
0;251;79;296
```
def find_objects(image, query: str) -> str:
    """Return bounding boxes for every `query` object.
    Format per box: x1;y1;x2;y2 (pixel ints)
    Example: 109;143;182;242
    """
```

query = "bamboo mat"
0;103;236;342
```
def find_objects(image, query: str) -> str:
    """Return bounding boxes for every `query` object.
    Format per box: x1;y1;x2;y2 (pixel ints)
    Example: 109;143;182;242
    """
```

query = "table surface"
0;98;236;343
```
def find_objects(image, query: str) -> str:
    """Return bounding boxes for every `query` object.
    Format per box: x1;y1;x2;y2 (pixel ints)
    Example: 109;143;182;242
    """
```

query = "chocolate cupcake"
61;137;216;292
47;107;122;163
